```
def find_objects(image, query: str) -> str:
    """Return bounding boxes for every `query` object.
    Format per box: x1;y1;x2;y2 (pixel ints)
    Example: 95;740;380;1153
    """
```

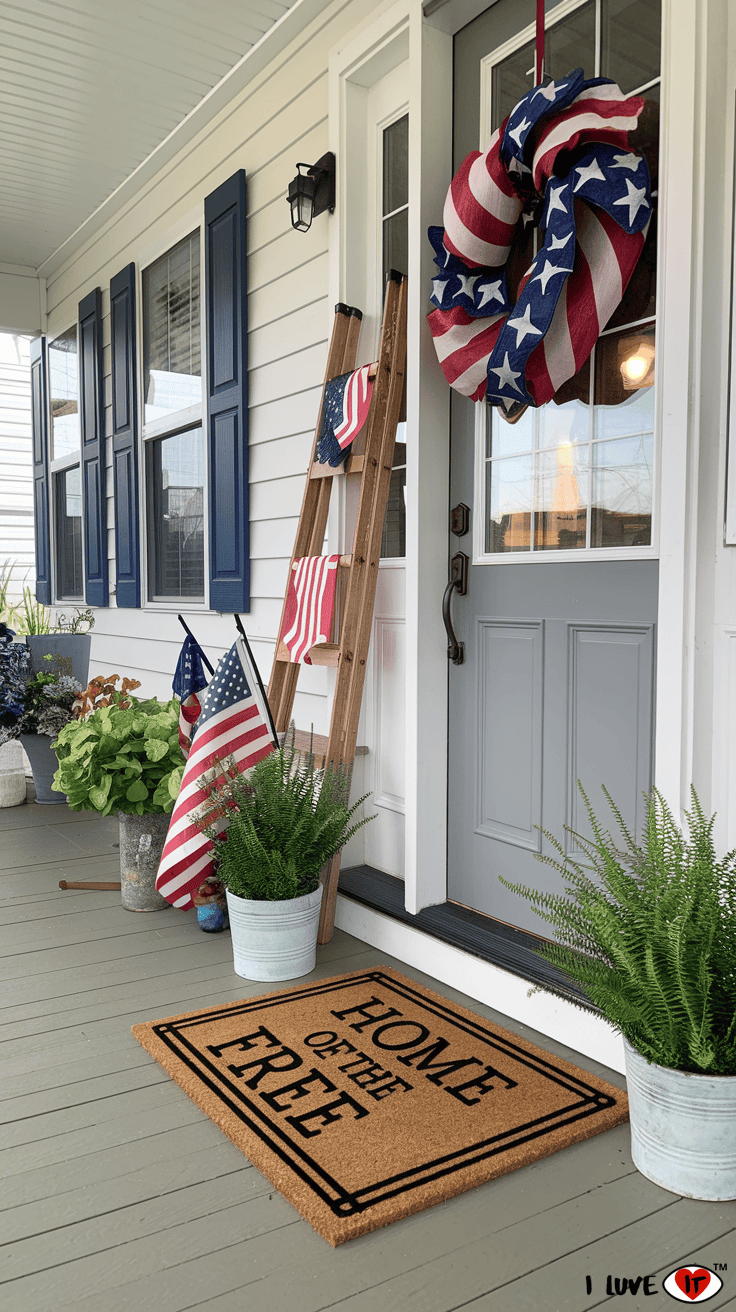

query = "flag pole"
177;613;215;675
233;614;279;748
535;0;545;85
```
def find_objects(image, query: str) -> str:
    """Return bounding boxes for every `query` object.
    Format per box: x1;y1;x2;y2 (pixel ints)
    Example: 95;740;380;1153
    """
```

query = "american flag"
428;71;651;406
172;634;209;757
156;639;276;909
280;555;340;664
315;364;374;466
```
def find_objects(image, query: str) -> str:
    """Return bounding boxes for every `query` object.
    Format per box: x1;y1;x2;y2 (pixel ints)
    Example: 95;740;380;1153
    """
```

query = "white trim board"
334;893;626;1074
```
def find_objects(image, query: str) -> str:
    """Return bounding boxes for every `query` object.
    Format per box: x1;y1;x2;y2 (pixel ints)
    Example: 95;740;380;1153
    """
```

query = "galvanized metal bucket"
624;1038;736;1200
118;811;170;911
225;884;323;981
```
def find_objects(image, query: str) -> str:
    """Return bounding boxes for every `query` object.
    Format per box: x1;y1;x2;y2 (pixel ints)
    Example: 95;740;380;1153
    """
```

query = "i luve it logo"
663;1267;724;1302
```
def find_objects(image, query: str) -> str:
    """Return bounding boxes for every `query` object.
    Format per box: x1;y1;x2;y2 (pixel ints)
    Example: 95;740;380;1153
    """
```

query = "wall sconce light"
619;338;655;391
287;152;335;232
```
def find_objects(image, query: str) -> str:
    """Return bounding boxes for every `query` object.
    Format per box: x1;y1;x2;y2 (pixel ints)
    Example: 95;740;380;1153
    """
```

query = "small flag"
172;634;208;757
315;364;374;466
156;639;276;909
280;555;340;664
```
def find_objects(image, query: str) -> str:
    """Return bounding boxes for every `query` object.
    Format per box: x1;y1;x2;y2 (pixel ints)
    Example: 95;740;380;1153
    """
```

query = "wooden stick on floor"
59;880;122;890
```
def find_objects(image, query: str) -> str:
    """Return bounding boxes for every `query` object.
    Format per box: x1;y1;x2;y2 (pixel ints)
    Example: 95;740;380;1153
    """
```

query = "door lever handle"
442;552;468;665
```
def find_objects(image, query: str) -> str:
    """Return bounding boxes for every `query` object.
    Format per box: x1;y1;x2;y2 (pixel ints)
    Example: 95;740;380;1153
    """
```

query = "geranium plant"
52;691;185;816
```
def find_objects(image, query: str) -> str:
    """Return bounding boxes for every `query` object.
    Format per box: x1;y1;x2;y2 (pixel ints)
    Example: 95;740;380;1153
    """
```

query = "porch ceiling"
0;0;299;271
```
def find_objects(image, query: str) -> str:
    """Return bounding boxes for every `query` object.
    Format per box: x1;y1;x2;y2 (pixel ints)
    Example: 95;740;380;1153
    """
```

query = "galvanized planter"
226;884;323;981
26;634;91;688
624;1038;736;1200
118;811;170;912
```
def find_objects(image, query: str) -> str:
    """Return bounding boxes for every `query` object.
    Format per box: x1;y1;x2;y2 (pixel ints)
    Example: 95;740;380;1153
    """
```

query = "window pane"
148;427;205;599
492;40;534;128
380;437;407;559
538;395;590;450
55;465;83;599
591;434;653;547
545;0;596;83
595;323;655;411
383;114;408;216
534;444;588;551
48;327;79;460
486;454;533;553
382;209;408;284
143;232;201;425
601;0;661;93
488;404;534;459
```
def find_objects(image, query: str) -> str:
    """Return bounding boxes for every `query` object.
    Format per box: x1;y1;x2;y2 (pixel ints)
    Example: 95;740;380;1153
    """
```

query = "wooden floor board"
3;796;734;1312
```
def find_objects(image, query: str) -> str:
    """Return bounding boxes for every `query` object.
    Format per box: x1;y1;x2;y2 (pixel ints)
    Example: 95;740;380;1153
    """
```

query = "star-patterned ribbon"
427;69;652;407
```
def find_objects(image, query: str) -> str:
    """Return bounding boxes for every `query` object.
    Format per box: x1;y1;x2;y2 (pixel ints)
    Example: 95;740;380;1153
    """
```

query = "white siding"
0;333;35;599
43;0;377;728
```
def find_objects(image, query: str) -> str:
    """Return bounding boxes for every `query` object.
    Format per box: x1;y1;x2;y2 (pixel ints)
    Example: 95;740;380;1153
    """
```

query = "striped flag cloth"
156;639;275;909
172;634;208;757
315;364;374;466
428;70;651;407
280;555;340;664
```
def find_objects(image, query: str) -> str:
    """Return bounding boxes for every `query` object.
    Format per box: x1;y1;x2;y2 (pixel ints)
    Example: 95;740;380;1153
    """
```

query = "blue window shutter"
205;170;250;612
30;337;51;605
78;287;108;607
110;264;140;607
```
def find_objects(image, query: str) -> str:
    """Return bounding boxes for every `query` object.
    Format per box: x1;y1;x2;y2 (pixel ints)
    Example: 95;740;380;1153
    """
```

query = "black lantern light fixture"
287;152;335;232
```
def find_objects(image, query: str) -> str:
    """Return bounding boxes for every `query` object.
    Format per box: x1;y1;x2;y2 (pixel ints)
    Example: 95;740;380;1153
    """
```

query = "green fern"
500;785;736;1075
195;726;374;902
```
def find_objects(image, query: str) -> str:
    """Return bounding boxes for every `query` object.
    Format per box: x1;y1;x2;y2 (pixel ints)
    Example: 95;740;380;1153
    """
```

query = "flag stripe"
280;554;340;664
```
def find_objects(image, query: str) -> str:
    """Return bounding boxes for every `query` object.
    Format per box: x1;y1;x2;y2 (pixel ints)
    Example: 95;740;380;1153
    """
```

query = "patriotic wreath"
427;69;652;410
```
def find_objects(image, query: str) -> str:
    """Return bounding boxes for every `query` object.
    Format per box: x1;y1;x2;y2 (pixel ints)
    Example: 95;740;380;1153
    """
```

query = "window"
483;0;660;558
380;113;408;560
48;325;83;599
142;231;205;601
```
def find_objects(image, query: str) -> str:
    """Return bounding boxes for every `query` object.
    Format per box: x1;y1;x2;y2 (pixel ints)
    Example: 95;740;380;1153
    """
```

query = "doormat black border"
142;969;618;1231
338;866;595;1011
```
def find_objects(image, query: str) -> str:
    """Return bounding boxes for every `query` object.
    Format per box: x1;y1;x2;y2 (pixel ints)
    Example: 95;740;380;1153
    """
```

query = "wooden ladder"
268;272;407;942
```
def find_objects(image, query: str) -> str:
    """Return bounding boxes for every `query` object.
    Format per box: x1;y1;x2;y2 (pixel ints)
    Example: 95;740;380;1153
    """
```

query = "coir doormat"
132;967;627;1245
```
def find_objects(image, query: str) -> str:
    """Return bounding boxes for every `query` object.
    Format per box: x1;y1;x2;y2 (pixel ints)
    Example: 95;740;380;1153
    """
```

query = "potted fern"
501;786;736;1201
195;731;373;981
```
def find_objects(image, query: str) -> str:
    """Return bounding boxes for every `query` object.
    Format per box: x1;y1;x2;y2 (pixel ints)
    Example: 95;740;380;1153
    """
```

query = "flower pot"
624;1038;736;1200
20;733;66;804
118;811;170;912
225;884;323;981
26;634;91;688
0;741;26;807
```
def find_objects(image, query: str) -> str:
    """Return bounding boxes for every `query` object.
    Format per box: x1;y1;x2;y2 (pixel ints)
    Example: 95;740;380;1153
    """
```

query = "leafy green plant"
52;693;185;815
500;785;736;1075
195;728;374;901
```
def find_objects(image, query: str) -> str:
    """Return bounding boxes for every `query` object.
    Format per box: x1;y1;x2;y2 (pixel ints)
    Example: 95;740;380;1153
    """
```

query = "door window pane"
492;41;534;128
601;0;661;93
49;327;79;460
595;322;656;411
383;115;408;215
143;232;201;425
55;465;83;599
591;434;653;547
488;404;534;459
486;454;533;553
382;210;408;284
380;438;406;558
534;444;588;551
147;427;205;599
545;0;596;83
380;115;409;558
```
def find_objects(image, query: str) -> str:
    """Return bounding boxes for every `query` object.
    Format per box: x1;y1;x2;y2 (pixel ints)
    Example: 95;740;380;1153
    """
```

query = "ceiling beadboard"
0;0;297;269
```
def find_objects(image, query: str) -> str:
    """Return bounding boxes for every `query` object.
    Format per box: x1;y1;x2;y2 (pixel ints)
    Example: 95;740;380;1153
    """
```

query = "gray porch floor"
2;788;735;1312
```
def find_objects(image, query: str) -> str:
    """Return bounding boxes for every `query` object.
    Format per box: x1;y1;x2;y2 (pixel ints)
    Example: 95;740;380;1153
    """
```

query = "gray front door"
447;0;661;936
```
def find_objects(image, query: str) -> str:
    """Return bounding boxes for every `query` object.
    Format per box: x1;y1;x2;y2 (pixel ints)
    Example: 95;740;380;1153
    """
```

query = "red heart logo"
675;1268;712;1300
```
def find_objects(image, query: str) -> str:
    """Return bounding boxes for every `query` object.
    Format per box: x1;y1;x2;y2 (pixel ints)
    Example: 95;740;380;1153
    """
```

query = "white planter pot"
0;741;26;807
225;884;323;982
624;1038;736;1200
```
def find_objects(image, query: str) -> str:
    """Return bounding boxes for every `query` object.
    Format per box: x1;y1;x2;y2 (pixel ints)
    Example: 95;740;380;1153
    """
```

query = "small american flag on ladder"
315;364;374;466
156;639;276;909
279;555;340;665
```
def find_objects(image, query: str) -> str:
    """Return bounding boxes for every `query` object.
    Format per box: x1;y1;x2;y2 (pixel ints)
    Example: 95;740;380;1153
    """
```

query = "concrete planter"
0;741;26;807
226;884;323;981
624;1038;736;1200
20;733;66;804
118;811;170;912
26;634;91;689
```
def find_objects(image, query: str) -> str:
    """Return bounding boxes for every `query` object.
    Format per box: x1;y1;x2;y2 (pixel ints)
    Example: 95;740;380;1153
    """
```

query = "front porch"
3;791;735;1310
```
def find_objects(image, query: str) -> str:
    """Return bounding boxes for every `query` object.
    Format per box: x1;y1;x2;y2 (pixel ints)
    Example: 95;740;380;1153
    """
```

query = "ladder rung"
305;643;340;667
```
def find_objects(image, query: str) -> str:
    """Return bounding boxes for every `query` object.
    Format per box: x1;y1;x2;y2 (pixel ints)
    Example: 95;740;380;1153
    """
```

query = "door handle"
443;552;468;665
